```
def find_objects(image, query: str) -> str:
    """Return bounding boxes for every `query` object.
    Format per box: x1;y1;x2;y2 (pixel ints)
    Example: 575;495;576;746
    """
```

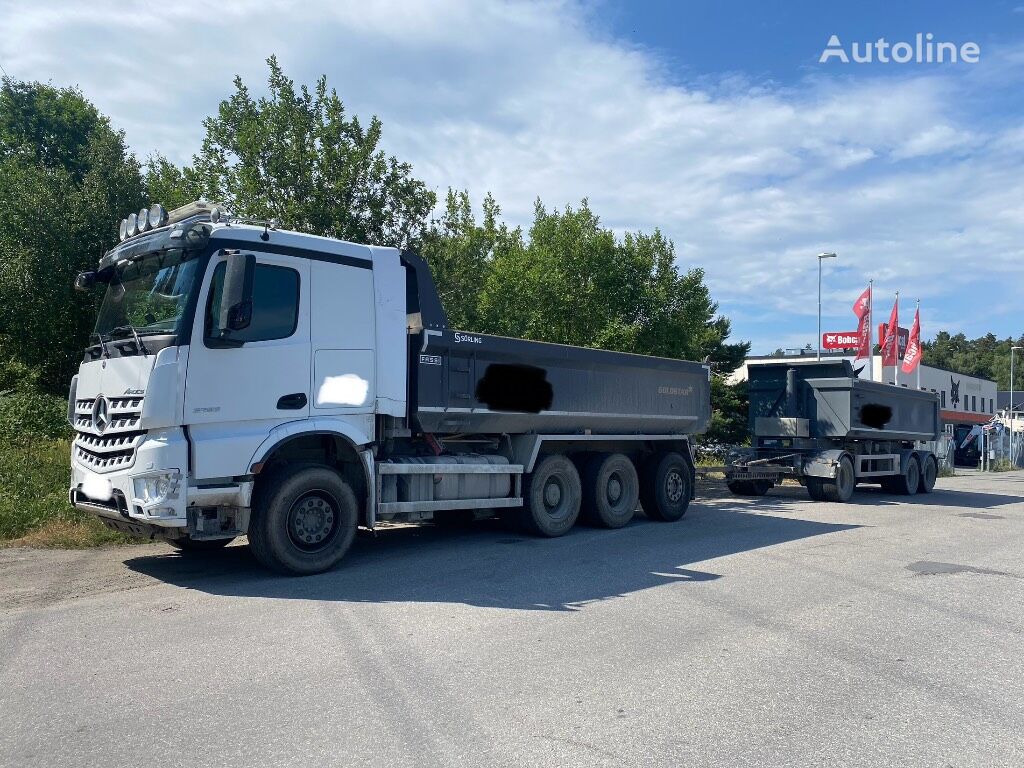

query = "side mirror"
74;271;97;292
210;251;255;346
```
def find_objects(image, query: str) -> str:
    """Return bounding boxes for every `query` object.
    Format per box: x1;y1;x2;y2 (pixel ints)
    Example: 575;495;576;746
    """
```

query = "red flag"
852;285;870;319
881;297;899;367
852;284;871;360
901;307;921;374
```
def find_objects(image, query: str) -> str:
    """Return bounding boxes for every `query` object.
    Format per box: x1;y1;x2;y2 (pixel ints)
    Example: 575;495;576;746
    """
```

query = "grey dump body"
409;330;712;436
749;360;940;441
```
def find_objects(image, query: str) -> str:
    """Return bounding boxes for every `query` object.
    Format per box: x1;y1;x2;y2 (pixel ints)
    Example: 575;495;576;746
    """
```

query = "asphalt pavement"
2;471;1023;768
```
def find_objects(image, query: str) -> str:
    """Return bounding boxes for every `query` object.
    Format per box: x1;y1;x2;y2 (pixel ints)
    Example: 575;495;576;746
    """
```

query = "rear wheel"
248;465;359;575
819;456;855;503
520;455;582;537
894;457;921;496
582;453;639;528
170;536;234;552
640;452;692;522
919;455;937;493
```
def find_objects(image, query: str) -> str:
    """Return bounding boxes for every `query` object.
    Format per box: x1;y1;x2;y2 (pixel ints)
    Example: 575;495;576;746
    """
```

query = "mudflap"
801;449;847;480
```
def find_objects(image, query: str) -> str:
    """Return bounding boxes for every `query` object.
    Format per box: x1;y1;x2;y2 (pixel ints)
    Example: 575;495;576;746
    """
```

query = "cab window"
206;261;300;343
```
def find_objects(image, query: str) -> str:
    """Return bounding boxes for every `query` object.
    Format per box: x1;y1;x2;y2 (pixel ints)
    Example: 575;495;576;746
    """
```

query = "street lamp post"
1012;346;1022;466
817;252;837;360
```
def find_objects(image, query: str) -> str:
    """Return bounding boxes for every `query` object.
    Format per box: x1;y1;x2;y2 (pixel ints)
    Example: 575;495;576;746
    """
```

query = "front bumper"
70;428;188;529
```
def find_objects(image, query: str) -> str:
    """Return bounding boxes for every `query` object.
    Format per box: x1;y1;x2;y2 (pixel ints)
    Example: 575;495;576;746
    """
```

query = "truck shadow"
124;505;858;612
732;484;1023;511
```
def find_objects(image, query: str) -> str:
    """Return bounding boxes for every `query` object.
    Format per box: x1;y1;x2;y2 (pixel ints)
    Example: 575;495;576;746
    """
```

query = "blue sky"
1;0;1021;353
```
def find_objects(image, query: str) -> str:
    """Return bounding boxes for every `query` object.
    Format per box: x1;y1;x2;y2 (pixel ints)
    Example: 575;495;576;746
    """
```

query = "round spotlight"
126;212;138;237
137;208;150;233
119;219;128;241
148;203;167;229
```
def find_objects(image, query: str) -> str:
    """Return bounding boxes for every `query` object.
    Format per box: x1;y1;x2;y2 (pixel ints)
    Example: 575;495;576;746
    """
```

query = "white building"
733;351;997;428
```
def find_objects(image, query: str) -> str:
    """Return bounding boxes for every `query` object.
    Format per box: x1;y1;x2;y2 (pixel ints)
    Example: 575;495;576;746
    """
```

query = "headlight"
119;218;128;241
132;470;180;508
148;203;168;229
137;207;151;232
126;212;138;237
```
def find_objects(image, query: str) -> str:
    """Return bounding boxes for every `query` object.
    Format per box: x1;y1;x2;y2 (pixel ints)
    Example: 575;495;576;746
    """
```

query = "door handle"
277;393;307;410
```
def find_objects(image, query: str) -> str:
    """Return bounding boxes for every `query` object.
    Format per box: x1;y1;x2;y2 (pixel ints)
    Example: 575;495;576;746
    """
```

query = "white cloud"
1;0;1021;352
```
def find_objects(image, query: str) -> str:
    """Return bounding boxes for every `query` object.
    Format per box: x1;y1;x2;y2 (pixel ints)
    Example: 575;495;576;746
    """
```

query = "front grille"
73;396;146;472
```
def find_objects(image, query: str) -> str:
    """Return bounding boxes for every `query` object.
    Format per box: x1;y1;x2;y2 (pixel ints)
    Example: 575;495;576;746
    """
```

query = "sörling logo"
819;33;980;65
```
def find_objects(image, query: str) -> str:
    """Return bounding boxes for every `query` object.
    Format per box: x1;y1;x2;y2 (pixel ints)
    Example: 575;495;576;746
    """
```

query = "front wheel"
640;452;692;522
727;479;772;496
248;465;359;575
819;456;855;503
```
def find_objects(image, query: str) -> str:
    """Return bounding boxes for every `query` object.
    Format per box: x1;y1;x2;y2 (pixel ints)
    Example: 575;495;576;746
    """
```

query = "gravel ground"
1;471;1022;768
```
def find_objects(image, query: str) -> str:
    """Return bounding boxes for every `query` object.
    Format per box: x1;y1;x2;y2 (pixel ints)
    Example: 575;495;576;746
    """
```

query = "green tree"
0;78;145;393
420;189;523;331
144;154;200;211
923;331;1024;390
181;56;435;248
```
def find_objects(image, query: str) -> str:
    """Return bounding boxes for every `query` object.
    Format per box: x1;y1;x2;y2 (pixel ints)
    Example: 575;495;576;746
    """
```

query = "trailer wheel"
806;479;826;501
248;465;359;575
582;453;639;528
819;456;855;503
727;479;772;496
640;452;691;522
894;456;921;496
521;455;582;537
919;455;937;493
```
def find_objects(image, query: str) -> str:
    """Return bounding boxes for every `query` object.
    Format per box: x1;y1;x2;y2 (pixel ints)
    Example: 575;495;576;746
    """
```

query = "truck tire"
582;453;639;528
894;456;921;496
806;479;826;501
170;536;234;552
521;455;582;537
919;455;937;493
248;465;359;575
640;452;691;522
819;456;855;503
727;479;772;496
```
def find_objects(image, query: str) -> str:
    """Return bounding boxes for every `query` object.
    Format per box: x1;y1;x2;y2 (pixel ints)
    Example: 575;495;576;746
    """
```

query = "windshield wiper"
90;332;111;359
107;324;150;356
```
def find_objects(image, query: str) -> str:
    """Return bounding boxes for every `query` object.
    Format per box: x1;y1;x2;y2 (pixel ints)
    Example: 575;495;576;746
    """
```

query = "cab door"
184;248;310;479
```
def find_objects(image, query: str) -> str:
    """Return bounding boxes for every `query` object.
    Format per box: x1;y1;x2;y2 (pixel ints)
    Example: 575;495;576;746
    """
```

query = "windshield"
94;249;202;340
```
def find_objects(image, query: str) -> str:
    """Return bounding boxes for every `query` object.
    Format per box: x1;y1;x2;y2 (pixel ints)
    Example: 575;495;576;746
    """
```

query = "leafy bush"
0;390;71;440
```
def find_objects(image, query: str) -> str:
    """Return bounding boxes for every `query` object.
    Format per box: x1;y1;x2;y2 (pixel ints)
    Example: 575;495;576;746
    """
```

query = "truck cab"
71;201;709;574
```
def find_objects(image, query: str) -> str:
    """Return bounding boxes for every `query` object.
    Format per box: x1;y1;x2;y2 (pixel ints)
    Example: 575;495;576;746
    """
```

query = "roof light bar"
116;200;224;244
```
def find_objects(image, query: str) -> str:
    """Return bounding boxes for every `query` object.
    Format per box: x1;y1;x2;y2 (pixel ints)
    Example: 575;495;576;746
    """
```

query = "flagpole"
894;290;900;386
868;279;874;381
915;299;921;390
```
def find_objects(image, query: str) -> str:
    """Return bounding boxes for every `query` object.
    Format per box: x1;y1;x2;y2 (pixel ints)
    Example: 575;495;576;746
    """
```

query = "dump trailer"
67;200;711;575
724;360;940;502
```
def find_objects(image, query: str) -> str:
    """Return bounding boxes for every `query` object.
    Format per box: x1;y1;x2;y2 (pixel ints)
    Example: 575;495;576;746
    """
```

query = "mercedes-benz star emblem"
92;396;110;434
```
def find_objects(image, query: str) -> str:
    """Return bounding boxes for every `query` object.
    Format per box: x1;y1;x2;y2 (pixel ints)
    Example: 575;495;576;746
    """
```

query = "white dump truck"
69;201;712;574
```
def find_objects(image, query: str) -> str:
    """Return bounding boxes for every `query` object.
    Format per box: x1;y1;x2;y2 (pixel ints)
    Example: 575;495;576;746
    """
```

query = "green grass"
0;437;130;548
